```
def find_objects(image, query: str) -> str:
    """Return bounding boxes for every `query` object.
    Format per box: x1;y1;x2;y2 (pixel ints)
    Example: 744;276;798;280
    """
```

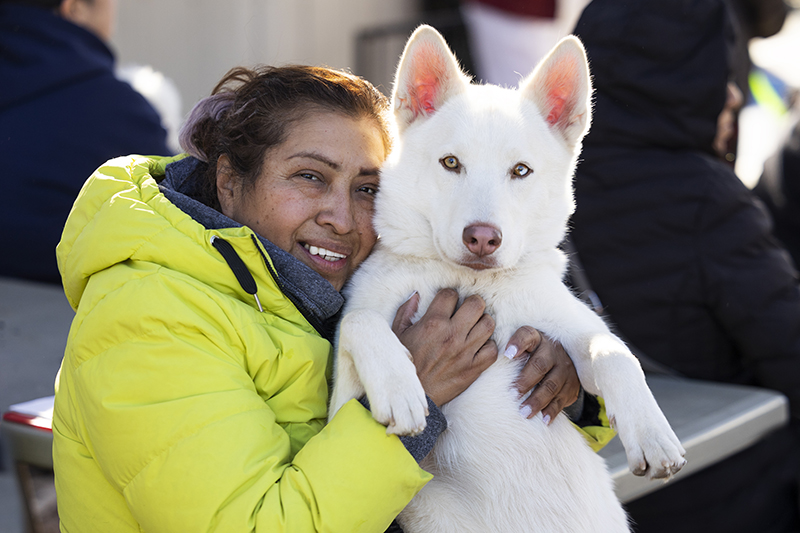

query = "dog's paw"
372;390;429;436
610;404;687;481
363;353;429;436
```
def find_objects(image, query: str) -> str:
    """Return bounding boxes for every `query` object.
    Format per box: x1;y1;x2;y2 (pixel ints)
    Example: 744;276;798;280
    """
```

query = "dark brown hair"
179;65;392;211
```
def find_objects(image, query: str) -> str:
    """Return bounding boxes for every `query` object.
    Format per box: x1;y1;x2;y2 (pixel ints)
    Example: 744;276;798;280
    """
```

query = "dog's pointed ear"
521;36;592;148
391;25;468;132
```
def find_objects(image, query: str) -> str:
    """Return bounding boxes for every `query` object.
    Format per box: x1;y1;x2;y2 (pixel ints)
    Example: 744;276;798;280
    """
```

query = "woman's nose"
316;189;356;234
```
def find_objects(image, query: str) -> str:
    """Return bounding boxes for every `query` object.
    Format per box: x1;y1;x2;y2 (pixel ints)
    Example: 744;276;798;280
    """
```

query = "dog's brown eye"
512;163;532;178
441;156;461;171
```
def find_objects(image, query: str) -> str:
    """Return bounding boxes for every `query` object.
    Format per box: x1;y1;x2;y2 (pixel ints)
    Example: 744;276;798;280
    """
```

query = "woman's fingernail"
504;345;518;359
404;291;418;303
520;404;532;418
543;414;551;426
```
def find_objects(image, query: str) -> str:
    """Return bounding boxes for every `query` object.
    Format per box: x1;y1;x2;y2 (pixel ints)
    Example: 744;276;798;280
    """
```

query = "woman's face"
217;111;386;291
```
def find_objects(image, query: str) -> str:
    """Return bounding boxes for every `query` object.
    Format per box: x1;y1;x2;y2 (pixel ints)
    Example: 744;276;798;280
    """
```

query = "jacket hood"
0;3;114;110
57;155;343;337
574;0;733;153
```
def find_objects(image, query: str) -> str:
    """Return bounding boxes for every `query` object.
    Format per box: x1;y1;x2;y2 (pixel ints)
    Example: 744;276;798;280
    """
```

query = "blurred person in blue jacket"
0;0;172;285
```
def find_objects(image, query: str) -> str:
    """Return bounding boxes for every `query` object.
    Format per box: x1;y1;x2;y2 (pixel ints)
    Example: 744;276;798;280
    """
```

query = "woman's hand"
505;327;581;425
391;289;498;407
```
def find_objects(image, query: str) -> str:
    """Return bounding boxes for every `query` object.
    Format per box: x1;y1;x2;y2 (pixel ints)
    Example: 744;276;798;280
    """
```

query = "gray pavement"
1;278;73;533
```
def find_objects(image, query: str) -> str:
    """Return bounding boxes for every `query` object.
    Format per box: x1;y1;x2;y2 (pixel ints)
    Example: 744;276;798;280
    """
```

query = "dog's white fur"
329;25;686;533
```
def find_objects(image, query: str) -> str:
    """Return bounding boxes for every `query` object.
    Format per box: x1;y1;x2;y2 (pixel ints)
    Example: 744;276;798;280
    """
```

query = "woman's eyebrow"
290;151;381;177
360;167;381;177
289;151;340;170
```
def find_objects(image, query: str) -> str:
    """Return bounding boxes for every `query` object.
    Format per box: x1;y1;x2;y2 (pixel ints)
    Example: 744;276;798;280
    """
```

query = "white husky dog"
329;25;686;532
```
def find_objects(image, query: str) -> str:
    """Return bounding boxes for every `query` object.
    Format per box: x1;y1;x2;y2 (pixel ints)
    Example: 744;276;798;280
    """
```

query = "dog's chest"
411;267;557;345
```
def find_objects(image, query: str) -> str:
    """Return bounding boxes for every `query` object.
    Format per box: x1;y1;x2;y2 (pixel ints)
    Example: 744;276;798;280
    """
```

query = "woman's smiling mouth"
303;243;348;262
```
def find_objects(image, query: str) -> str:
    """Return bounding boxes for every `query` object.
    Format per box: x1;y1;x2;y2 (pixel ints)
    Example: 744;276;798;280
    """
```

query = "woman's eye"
358;184;378;196
299;172;321;181
440;155;461;171
512;163;533;178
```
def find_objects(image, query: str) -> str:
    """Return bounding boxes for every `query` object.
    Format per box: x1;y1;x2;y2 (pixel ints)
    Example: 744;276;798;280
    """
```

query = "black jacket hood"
574;0;734;154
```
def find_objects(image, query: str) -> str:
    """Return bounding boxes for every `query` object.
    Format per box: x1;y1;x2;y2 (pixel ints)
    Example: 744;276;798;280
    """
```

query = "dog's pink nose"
463;224;502;257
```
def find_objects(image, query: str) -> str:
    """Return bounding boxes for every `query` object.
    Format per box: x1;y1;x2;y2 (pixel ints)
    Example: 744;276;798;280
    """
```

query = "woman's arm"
60;273;429;533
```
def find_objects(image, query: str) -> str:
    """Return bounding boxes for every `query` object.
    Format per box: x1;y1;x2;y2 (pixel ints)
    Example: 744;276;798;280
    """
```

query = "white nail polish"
519;405;532;418
543;414;551;425
403;291;418;303
504;345;518;359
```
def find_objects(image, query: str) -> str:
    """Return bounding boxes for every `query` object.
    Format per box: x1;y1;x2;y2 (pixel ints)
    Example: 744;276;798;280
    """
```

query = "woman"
53;65;591;531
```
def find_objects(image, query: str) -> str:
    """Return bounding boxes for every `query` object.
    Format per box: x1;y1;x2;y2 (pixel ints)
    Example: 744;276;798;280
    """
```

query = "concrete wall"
111;0;421;130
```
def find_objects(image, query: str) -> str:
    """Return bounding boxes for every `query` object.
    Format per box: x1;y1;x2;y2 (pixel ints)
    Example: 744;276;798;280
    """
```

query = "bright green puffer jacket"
53;155;431;532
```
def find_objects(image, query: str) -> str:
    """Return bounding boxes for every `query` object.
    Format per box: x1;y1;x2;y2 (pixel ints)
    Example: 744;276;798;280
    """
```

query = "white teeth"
304;244;346;262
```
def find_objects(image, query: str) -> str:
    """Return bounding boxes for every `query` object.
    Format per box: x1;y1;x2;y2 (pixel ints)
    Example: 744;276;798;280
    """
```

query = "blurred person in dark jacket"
571;1;800;531
754;117;800;269
717;0;789;162
727;0;790;102
0;0;171;285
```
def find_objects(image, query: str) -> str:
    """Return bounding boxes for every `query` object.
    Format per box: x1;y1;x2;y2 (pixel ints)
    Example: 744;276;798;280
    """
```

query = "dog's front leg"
330;309;429;436
579;334;686;480
328;339;367;422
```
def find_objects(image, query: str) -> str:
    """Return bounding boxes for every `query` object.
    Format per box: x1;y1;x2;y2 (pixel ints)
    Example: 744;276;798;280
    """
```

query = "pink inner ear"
543;57;579;127
546;96;568;126
412;82;438;115
406;43;449;118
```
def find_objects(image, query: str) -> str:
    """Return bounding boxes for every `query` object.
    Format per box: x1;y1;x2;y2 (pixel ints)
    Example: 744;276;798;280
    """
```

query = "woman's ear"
215;154;238;219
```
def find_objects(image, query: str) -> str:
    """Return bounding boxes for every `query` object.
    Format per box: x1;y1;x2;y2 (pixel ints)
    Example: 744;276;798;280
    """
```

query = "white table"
599;374;789;502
